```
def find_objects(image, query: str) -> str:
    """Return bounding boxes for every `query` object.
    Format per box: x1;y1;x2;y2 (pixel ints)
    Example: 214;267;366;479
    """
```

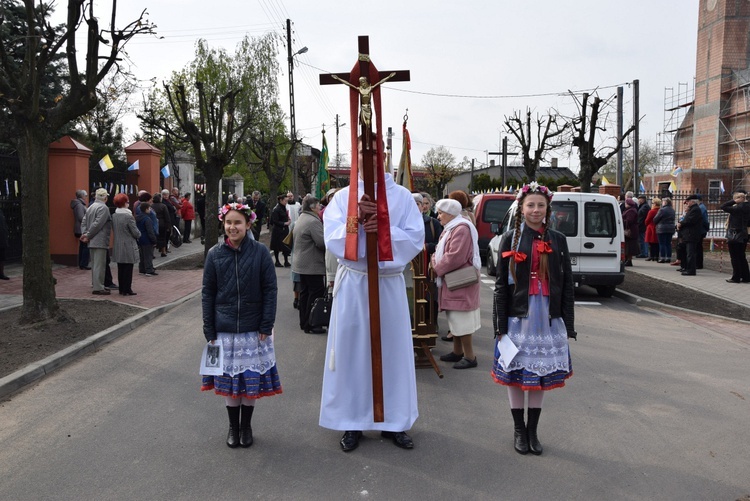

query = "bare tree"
504;108;568;181
570;92;635;192
0;0;155;323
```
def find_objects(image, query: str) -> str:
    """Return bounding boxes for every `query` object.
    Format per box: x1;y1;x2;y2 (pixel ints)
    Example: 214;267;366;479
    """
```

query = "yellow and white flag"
99;154;114;172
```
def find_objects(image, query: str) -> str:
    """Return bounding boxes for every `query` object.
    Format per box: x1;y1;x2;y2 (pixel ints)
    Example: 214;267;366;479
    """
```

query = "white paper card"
497;335;519;371
200;342;224;376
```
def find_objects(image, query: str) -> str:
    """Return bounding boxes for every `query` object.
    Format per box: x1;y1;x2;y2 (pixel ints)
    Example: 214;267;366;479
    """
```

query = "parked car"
487;191;624;297
471;193;516;263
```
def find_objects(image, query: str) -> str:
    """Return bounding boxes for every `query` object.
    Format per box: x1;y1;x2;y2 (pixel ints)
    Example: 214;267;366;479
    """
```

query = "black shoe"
293;298;299;309
453;357;478;369
527;408;543;455
79;266;91;270
439;352;463;362
681;271;696;276
284;262;291;267
726;279;741;283
145;272;158;276
676;268;685;272
0;275;9;280
226;406;240;448
275;262;283;267
105;283;118;290
92;289;110;295
123;291;137;296
304;327;326;334
624;260;633;267
340;431;362;452
511;409;528;455
240;405;254;448
381;431;414;449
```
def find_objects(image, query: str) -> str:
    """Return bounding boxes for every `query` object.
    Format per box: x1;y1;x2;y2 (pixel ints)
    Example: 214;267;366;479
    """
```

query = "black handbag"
170;225;183;248
726;228;748;243
308;291;333;328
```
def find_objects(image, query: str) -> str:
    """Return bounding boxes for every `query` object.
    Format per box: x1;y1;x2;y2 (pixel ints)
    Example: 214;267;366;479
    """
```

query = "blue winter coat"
136;212;157;246
202;235;277;341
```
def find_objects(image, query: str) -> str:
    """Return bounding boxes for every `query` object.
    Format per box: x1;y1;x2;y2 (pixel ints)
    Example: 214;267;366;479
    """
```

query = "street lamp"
287;32;308;198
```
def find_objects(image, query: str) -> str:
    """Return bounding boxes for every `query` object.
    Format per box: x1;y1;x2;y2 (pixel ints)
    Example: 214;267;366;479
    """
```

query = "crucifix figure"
330;73;396;140
318;37;424;450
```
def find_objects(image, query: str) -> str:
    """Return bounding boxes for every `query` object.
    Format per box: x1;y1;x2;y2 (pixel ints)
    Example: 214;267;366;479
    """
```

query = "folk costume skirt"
201;331;282;400
491;292;572;391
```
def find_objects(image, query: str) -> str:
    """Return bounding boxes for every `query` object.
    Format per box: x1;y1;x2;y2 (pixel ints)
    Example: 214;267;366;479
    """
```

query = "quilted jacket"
202;235;277;341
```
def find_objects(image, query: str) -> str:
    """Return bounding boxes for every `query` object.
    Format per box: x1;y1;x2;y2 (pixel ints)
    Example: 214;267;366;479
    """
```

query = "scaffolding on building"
658;81;695;172
719;68;750;192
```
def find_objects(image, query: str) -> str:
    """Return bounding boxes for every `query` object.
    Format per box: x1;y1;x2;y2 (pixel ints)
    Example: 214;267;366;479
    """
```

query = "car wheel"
486;252;496;276
595;285;616;298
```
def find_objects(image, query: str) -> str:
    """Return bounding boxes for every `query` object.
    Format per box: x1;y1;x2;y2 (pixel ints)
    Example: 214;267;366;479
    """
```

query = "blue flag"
161;165;170;178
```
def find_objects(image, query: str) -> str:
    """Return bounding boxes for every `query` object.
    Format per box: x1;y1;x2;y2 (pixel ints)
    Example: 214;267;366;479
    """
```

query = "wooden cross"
320;36;410;423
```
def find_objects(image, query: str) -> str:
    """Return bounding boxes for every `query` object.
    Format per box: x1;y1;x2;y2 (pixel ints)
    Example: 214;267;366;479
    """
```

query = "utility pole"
335;113;345;167
488;136;517;190
286;19;308;197
633;79;640;195
616;86;623;190
286;19;297;197
470;158;475;193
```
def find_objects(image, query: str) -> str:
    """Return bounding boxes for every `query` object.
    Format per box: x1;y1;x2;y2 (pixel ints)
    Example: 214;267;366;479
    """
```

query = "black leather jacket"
492;225;576;339
202;235;278;341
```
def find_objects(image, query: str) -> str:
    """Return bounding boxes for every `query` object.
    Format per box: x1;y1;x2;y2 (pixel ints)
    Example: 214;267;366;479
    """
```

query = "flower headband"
218;203;257;222
516;181;553;201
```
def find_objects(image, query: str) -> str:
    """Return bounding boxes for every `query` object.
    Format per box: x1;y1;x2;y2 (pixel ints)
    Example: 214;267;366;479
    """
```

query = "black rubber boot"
527;407;543;455
226;406;240;448
240;405;254;448
511;408;528;455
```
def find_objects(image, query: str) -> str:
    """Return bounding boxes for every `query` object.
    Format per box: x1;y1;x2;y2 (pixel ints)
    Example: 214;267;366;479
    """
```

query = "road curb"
0;290;201;401
614;287;750;325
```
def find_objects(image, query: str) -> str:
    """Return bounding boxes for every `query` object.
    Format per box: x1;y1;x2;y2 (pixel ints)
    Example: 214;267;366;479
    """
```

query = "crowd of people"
70;187;205;296
52;166;748;458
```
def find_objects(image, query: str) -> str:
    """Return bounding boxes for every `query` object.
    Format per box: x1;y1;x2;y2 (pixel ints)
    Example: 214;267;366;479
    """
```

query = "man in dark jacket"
676;195;703;276
71;189;90;269
249;190;267;241
637;195;649;258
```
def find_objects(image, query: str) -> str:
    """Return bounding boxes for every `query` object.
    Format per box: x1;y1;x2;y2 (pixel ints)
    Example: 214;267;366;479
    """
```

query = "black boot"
527;407;543;455
511;408;528;455
240;404;254;448
0;264;8;280
226;406;240;448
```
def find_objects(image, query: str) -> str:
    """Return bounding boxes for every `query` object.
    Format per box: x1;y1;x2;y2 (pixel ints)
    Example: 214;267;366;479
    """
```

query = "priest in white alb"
320;139;424;452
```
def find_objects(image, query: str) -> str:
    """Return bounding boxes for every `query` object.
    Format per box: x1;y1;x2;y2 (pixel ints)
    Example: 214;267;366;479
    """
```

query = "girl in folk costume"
201;203;282;448
492;182;576;456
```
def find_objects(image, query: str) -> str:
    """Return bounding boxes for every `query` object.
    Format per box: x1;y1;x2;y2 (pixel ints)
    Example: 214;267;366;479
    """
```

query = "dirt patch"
617;251;750;322
0;299;142;378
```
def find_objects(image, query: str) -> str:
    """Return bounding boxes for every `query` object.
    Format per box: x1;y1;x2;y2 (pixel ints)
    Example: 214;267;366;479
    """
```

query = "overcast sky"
85;0;699;171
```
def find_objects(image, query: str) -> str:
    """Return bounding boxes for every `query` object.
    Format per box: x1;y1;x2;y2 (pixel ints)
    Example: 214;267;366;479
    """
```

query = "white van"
487;191;624;297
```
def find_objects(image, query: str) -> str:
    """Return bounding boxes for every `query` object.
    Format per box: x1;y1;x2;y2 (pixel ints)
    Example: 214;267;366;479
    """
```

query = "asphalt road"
0;269;748;500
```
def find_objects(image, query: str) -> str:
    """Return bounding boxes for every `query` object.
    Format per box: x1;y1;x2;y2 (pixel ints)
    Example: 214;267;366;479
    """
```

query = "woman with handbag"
291;197;327;333
430;199;481;369
721;190;750;283
201;202;282;448
492;182;576;456
269;194;291;267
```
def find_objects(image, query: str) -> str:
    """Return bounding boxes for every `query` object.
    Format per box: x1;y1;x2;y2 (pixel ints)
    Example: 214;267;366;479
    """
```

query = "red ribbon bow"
502;250;528;263
536;240;553;254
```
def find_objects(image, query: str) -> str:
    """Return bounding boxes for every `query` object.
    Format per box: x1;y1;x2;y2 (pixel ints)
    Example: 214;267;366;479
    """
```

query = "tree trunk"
17;127;62;323
202;167;223;257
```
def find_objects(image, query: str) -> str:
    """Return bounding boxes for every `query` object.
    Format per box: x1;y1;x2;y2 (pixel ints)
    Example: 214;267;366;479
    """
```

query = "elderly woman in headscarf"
430;198;482;370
